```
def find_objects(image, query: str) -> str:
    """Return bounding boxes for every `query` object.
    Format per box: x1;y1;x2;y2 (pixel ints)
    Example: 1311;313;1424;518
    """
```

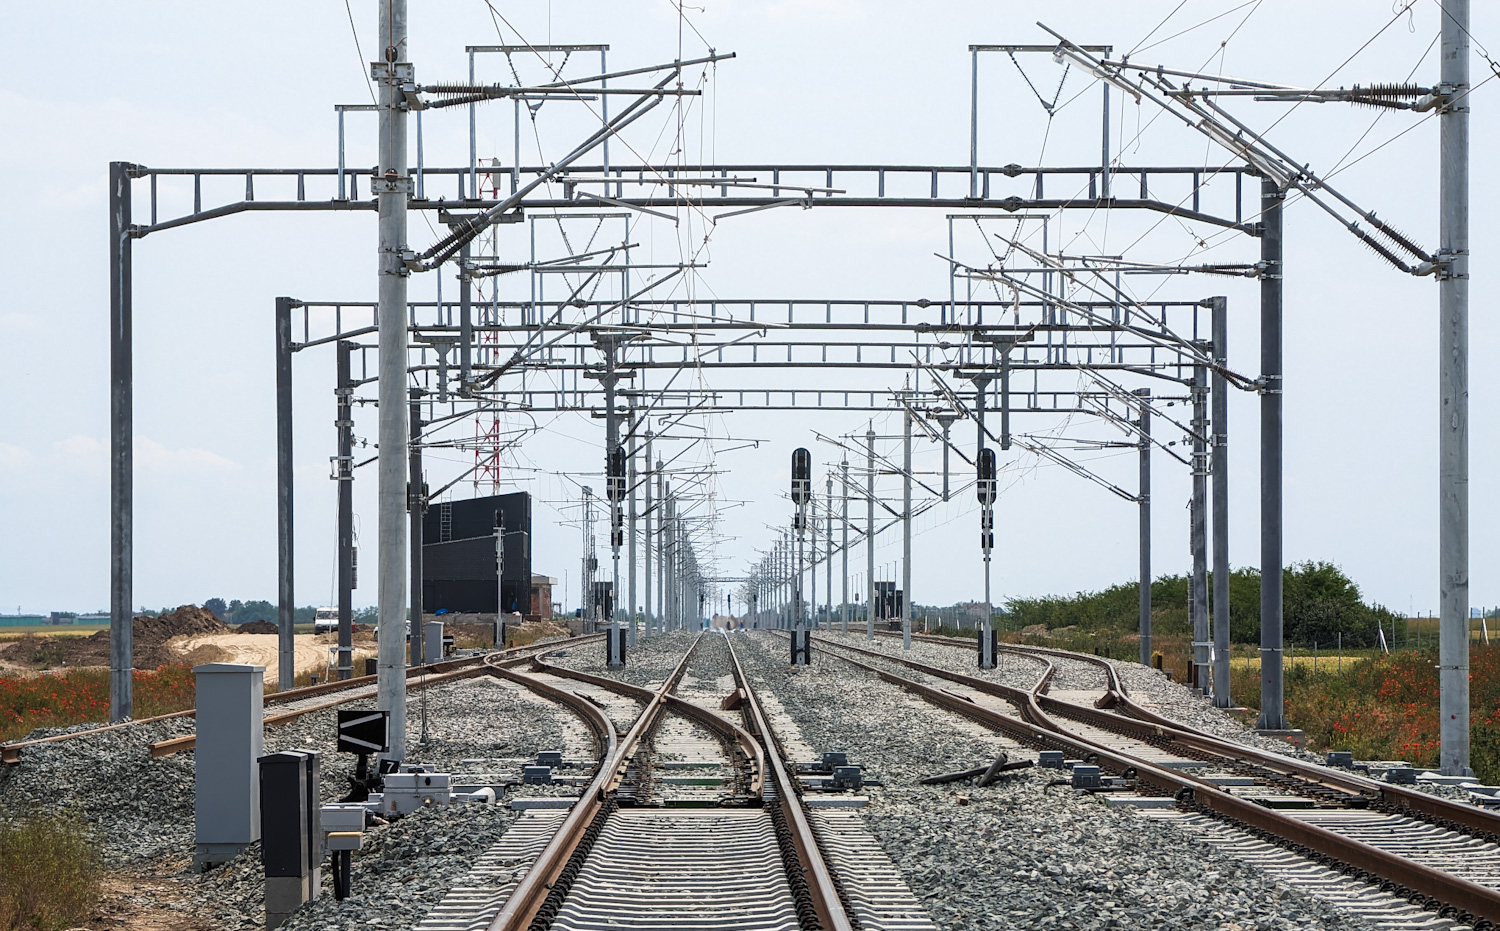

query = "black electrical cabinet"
872;581;903;621
258;750;321;878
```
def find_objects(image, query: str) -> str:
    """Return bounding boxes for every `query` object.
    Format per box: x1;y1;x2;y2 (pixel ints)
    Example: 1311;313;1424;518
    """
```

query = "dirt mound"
130;605;228;643
503;619;570;647
234;620;279;635
12;605;229;670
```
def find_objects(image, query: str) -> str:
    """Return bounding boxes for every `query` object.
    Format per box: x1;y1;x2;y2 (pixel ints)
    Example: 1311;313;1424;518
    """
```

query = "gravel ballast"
0;717;198;862
733;631;1376;931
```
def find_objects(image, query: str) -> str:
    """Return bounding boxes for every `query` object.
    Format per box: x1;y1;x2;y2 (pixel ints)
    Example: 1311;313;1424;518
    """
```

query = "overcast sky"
1;1;1495;621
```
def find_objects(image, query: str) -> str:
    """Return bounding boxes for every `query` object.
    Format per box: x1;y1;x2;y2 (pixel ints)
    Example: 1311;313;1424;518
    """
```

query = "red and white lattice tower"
474;158;504;494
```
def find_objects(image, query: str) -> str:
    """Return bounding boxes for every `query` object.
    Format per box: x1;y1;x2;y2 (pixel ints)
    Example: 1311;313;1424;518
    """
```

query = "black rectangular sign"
336;709;389;754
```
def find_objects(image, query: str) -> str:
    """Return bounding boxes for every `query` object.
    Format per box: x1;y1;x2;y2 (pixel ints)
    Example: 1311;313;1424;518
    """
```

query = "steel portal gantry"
104;32;1267;722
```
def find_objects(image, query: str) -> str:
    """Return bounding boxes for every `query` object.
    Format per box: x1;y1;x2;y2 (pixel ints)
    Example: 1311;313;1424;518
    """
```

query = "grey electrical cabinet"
193;663;265;869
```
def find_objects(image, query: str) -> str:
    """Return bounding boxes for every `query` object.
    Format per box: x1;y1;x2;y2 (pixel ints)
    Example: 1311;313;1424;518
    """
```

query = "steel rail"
903;632;1500;843
993;638;1500;842
724;634;856;931
526;654;766;799
485;637;705;931
819;635;1500;928
0;633;602;764
147;665;489;759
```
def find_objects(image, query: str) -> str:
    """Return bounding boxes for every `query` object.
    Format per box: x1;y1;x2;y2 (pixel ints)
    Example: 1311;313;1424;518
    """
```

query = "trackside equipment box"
194;663;264;869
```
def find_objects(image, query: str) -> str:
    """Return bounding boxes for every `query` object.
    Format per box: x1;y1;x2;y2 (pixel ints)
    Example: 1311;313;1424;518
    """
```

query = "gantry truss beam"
287;298;1233;393
378;387;1190;419
120;162;1259;238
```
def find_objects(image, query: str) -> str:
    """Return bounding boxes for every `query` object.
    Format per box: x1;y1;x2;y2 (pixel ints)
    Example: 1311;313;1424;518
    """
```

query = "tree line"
1003;561;1403;648
201;599;377;626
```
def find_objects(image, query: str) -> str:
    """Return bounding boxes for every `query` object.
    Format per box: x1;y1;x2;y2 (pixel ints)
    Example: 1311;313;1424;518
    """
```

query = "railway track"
416;631;935;931
0;633;604;764
827;631;1500;930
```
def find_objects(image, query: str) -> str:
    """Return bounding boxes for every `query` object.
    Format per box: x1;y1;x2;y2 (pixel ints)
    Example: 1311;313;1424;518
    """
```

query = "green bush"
0;812;101;930
1003;562;1396;647
1472;721;1500;786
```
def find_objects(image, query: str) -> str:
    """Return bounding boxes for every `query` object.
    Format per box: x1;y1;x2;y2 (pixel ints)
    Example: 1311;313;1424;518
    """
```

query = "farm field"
0;625;109;641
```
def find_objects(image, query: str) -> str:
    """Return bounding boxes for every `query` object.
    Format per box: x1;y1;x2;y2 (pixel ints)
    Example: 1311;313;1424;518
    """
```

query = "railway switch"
1070;764;1102;789
1038;750;1065;769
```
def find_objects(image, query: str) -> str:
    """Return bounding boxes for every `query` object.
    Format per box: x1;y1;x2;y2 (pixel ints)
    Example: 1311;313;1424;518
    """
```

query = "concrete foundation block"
265;874;311;930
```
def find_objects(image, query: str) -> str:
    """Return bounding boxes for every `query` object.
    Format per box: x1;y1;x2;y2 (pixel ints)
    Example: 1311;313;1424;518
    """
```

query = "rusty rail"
820;635;1500;928
528;654;766;800
725;634;855;931
904;632;1500;843
485;636;705;931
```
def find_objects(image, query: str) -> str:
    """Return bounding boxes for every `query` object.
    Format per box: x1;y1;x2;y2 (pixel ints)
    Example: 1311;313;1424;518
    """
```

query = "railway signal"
790;448;812;665
977;448;997;669
336;709;392;802
606;443;627;666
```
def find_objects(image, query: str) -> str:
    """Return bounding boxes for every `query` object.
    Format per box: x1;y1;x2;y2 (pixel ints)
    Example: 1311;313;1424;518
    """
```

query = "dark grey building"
421;492;532;615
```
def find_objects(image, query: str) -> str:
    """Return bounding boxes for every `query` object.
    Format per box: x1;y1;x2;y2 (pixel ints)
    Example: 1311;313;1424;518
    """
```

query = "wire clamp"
371;175;414;195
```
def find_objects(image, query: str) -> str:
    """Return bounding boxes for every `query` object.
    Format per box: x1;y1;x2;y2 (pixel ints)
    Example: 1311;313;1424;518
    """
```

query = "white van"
313;607;340;634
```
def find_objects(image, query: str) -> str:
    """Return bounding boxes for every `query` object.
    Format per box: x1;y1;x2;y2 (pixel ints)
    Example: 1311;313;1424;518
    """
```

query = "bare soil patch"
7;606;227;671
166;634;331;687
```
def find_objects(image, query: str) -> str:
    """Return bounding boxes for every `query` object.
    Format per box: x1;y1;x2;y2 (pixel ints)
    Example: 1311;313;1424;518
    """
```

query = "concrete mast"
1190;353;1210;691
627;413;637;646
644;432;653;637
825;474;834;630
841;460;850;634
902;405;913;650
1257;177;1286;731
336;340;355;680
1211;298;1232;707
865;426;876;640
275;296;295;691
1439;0;1471;776
108;160;133;723
375;0;410;762
1135;388;1152;665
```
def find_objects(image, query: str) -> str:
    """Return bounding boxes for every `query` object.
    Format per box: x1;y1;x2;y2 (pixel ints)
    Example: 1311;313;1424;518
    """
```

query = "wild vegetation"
0;666;195;744
0;812;101;930
1003;561;1403;647
928;562;1498;782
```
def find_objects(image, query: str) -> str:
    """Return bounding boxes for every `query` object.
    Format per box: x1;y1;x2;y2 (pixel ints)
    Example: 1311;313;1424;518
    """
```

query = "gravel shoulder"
0;669;574;931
